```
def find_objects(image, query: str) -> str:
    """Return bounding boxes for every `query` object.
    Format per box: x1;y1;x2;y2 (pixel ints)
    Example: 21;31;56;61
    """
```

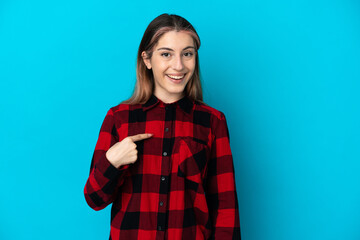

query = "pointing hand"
106;133;153;168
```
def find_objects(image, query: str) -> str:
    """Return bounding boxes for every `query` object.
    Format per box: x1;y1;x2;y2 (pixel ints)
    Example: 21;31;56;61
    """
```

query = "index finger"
128;133;153;142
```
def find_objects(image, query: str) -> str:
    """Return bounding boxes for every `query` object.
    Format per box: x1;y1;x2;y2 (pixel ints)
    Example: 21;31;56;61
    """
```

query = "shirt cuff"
95;153;129;181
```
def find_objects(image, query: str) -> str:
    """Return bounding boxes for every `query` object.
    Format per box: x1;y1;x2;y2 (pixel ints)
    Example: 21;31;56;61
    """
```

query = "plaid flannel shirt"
84;94;241;239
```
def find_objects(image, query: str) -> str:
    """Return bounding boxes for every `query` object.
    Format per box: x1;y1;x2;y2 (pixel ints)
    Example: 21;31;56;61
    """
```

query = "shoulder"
193;101;226;121
194;101;230;141
103;103;143;126
108;102;142;115
193;101;228;137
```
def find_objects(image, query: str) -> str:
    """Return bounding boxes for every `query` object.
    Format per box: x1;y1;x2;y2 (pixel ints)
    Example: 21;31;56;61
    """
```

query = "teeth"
167;74;185;80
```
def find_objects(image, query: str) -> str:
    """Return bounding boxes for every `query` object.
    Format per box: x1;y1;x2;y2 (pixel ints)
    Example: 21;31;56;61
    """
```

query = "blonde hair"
123;14;203;104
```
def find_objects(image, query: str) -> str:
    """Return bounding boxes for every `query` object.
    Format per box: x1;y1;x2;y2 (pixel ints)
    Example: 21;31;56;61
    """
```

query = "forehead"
155;31;195;49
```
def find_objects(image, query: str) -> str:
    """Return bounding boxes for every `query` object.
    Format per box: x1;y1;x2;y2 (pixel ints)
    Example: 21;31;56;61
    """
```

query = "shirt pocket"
173;137;211;236
175;137;209;188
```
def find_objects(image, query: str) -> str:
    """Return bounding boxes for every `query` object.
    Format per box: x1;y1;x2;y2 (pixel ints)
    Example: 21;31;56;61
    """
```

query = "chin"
167;86;186;94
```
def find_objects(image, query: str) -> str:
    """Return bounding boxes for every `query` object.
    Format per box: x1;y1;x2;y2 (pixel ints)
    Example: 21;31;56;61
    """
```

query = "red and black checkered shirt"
84;94;241;239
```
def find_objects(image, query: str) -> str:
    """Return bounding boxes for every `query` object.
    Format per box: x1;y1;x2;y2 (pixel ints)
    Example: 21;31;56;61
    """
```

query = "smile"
166;74;185;80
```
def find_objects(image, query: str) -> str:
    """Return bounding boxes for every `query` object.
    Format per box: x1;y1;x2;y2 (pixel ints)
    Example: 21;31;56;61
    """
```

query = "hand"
106;133;153;168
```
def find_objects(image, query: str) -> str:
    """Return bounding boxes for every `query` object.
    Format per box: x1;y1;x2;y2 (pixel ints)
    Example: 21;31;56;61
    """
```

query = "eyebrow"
156;46;196;51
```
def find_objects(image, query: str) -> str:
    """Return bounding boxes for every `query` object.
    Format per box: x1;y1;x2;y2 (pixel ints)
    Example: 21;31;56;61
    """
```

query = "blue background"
1;0;359;239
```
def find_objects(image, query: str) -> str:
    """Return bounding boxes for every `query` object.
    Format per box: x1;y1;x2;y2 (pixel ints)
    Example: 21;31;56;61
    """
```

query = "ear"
141;51;152;70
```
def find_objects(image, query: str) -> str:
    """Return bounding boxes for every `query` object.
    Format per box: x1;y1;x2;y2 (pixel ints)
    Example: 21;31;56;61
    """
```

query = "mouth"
166;74;186;83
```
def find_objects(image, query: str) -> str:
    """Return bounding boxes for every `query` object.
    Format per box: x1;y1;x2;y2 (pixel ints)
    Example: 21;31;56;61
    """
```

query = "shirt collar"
142;94;194;114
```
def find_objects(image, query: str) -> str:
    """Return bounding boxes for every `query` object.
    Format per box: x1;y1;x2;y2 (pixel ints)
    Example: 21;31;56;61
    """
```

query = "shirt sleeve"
84;108;129;211
205;112;241;239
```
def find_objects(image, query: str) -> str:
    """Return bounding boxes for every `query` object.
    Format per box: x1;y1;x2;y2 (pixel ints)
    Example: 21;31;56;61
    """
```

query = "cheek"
186;61;196;83
186;58;196;69
152;63;168;75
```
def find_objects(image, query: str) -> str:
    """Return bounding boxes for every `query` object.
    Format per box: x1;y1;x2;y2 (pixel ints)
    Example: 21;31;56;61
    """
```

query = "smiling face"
142;31;196;103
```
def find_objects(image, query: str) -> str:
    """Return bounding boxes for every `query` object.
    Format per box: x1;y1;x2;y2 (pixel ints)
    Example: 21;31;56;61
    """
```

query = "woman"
84;13;241;240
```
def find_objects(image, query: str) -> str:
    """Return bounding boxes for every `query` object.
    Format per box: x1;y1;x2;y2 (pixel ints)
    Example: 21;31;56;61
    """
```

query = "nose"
171;54;184;71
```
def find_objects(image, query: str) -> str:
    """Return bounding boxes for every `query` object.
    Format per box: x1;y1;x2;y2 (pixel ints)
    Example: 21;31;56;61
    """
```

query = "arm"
84;108;129;210
205;112;241;239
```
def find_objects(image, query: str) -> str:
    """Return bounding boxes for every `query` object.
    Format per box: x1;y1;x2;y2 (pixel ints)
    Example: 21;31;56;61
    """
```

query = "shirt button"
165;127;169;132
158;226;162;231
161;176;165;181
163;152;168;156
159;201;164;206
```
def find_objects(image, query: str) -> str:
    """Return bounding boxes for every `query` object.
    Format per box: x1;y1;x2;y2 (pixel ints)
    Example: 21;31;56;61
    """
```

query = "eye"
183;51;194;57
161;52;171;58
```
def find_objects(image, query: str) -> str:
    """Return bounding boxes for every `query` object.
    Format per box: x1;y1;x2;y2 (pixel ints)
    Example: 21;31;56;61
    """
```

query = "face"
142;30;196;103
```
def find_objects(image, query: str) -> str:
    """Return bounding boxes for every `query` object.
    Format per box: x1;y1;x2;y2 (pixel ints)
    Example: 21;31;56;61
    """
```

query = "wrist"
106;151;122;168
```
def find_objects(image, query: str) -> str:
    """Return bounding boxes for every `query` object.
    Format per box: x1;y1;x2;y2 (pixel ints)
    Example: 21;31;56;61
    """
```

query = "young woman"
84;13;241;240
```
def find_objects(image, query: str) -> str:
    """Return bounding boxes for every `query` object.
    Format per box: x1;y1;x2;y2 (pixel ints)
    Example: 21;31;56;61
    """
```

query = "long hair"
123;13;202;104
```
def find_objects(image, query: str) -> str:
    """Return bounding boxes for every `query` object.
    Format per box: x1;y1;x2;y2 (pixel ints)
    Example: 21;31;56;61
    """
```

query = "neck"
154;92;184;104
